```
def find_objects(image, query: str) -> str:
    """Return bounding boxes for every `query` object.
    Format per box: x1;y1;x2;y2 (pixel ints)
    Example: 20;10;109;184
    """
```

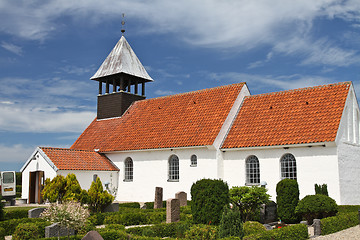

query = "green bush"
338;205;360;214
243;221;266;236
0;196;4;221
0;218;47;236
314;184;328;196
321;211;358;235
4;208;30;220
191;178;230;225
243;224;308;240
218;207;244;238
276;179;300;223
0;227;5;240
87;177;114;213
12;223;43;240
119;202;141;208
295;194;338;224
144;201;166;209
184;224;217;240
42;175;67;202
104;212;149;226
229;186;270;222
38;236;83;240
97;229;128;240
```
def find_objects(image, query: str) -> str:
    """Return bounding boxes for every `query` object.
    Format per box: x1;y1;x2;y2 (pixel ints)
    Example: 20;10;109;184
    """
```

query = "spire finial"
121;13;125;35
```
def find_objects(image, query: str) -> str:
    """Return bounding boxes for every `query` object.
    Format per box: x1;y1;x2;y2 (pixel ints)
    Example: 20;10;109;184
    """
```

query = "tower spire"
121;13;125;35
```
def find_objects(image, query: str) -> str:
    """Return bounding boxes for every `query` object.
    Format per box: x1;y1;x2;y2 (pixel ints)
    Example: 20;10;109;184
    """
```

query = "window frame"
124;157;133;182
168;154;179;182
245;155;260;185
280;153;297;180
190;154;197;167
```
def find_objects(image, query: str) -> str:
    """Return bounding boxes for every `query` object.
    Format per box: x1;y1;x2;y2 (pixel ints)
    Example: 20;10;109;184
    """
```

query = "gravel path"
313;225;360;239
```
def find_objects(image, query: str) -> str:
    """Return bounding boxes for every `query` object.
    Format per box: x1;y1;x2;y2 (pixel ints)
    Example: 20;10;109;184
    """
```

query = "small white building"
21;35;360;205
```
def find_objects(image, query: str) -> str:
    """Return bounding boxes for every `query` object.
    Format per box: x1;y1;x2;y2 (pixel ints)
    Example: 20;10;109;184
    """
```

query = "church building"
21;35;360;205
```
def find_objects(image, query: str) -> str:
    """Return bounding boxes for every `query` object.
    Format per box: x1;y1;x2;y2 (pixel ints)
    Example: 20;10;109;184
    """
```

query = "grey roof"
91;36;153;82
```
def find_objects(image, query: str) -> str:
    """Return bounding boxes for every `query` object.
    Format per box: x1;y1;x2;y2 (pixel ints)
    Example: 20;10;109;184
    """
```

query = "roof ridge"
246;81;351;99
40;146;97;153
141;82;246;103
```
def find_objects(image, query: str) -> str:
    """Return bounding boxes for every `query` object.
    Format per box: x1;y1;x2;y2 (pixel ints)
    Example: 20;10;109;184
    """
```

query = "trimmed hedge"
321;211;358;235
119;202;141;208
144;201;166;209
0;218;48;236
243;224;308;240
12;222;48;240
126;222;192;238
184;224;218;240
338;205;360;214
104;211;166;226
4;209;29;220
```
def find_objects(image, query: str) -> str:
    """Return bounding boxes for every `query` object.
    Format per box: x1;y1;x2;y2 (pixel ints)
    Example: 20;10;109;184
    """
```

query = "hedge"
126;222;192;238
243;224;308;240
119;202;141;208
321;211;358;235
104;211;166;226
4;209;29;220
0;218;48;236
337;205;360;214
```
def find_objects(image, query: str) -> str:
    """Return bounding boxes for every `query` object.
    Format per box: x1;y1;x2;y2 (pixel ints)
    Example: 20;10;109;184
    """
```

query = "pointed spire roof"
91;36;153;82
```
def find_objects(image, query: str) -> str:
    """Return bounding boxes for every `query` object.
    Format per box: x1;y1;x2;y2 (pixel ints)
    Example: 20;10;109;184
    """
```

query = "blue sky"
1;0;360;171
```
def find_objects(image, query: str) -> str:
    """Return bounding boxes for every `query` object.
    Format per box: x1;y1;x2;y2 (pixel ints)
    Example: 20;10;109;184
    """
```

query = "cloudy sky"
1;0;360;171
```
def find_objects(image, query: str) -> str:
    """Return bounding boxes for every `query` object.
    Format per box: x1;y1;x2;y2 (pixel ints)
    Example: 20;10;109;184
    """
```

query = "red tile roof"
221;82;351;149
40;147;119;171
71;83;246;151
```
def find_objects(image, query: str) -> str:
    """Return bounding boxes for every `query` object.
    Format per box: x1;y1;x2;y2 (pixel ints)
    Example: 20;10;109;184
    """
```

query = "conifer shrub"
218;206;244;239
295;194;338;224
315;184;328;196
191;178;230;225
87;177;114;213
276;179;300;223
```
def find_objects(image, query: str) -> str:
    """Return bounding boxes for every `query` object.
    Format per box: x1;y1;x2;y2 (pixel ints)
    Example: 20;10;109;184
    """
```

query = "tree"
42;175;67;203
191;178;230;225
87;177;114;213
276;179;300;223
229;186;270;222
63;173;82;201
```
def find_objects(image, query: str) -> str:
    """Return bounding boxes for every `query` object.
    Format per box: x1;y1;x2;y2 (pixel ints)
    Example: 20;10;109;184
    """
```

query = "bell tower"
91;34;153;120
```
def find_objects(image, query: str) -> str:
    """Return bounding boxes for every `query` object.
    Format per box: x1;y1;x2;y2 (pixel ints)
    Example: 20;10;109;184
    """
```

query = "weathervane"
121;13;125;35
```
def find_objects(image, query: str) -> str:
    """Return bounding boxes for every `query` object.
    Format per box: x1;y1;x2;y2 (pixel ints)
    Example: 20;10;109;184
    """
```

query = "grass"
4;206;39;212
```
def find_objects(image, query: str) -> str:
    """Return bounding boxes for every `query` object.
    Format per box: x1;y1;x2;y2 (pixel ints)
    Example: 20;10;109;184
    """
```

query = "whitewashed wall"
106;147;218;202
21;151;57;200
222;145;341;203
58;170;118;193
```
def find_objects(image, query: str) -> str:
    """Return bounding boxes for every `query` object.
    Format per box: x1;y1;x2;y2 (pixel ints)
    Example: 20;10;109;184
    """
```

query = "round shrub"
243;221;266;236
12;223;42;240
295;194;338;224
218;207;244;239
184;224;217;240
191;178;230;225
276;179;300;223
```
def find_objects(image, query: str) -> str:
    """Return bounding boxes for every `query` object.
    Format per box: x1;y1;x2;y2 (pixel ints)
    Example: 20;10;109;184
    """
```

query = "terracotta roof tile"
71;83;245;151
40;147;119;171
221;82;350;149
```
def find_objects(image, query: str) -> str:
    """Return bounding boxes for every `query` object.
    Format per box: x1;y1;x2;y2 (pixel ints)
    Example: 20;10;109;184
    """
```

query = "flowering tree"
41;201;90;239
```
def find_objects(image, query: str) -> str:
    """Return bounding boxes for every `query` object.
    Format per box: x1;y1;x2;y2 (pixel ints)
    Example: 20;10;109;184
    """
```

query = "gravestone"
260;201;277;223
103;203;119;212
82;230;104;240
28;208;46;218
175;191;187;206
166;198;180;223
313;219;321;236
154;187;163;209
45;222;75;238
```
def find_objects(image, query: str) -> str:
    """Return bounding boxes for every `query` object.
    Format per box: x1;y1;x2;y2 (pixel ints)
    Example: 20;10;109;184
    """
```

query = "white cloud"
0;144;35;164
0;0;359;67
154;90;179;96
1;41;23;55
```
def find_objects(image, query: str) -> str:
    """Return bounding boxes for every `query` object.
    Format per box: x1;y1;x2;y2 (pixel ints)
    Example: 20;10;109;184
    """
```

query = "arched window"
190;154;197;167
168;155;179;181
280;153;297;180
124;157;133;182
246;155;260;184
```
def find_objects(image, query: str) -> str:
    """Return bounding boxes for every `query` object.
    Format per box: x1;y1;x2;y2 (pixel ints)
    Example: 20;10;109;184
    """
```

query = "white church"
21;35;360;205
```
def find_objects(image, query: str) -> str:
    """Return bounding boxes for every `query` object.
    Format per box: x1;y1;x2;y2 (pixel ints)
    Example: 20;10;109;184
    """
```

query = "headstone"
28;208;46;218
45;222;75;238
82;230;104;240
166;198;180;223
154;187;163;209
175;191;187;206
264;201;277;223
312;219;321;236
103;203;119;212
300;220;308;225
263;224;272;230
